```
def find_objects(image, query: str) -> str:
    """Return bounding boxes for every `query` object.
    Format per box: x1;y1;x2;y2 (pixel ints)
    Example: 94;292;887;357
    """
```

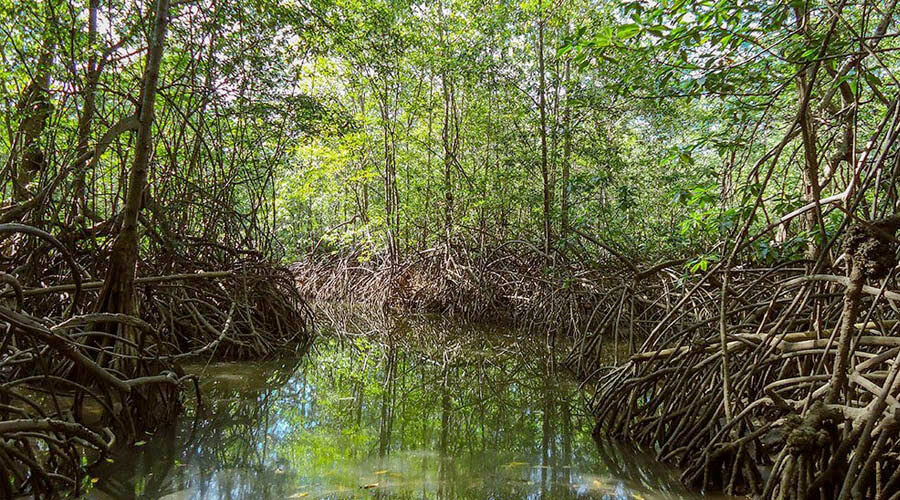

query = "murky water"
87;312;706;499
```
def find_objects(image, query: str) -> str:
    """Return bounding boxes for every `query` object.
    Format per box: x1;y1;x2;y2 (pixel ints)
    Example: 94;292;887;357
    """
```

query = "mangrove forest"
2;0;900;498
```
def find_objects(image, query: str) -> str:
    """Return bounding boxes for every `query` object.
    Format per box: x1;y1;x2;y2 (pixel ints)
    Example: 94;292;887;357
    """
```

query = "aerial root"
575;231;900;497
293;241;629;335
0;223;314;497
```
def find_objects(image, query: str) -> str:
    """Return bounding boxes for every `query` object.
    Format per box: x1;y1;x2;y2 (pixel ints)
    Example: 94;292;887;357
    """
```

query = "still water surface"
88;312;705;499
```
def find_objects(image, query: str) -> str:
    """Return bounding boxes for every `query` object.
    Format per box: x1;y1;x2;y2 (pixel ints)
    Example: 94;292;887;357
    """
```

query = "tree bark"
378;75;398;261
13;47;53;202
537;0;551;258
70;0;100;220
441;71;454;247
94;0;169;369
797;70;825;262
827;262;864;404
560;58;571;247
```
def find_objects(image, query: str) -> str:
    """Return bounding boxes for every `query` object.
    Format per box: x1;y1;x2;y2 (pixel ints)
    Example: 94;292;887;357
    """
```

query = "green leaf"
864;71;883;89
617;24;641;40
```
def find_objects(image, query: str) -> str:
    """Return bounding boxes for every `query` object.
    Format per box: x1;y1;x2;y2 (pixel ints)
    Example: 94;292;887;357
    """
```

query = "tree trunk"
13;47;53;202
94;0;169;372
794;6;826;262
828;215;900;404
827;261;864;404
440;70;456;246
71;0;101;220
537;0;551;259
797;71;824;262
379;76;397;262
560;58;572;248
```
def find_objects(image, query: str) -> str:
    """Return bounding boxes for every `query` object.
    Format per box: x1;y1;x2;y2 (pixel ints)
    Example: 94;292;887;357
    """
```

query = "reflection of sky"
87;316;711;500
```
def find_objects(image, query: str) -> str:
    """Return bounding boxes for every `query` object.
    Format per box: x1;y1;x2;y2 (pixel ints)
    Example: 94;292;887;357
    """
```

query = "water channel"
86;310;712;499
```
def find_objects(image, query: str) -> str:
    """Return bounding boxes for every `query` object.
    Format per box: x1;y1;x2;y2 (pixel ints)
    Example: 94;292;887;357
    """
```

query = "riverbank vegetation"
3;0;900;497
0;0;315;494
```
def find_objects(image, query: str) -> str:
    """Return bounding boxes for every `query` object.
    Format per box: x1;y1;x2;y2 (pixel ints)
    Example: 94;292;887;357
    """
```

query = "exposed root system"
293;242;620;332
575;224;900;498
297;228;900;498
0;223;313;497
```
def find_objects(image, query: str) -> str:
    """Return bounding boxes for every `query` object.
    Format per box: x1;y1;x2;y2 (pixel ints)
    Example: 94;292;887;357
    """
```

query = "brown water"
86;313;708;499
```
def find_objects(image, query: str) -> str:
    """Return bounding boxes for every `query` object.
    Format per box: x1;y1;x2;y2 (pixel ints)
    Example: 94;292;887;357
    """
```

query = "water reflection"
88;311;702;499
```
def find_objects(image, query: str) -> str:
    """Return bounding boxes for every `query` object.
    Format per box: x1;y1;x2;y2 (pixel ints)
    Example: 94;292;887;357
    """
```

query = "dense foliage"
3;0;900;267
1;0;739;267
5;0;900;497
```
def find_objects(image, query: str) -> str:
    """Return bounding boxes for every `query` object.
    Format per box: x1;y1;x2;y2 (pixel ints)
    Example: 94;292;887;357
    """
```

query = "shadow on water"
87;307;712;499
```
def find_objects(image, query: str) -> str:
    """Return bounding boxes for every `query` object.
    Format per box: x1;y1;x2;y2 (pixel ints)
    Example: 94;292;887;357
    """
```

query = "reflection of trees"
91;359;305;499
313;309;698;498
378;341;397;457
92;308;697;499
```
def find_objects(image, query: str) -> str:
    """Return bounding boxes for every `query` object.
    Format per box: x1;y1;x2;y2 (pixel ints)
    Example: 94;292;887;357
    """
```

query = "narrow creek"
86;311;712;499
